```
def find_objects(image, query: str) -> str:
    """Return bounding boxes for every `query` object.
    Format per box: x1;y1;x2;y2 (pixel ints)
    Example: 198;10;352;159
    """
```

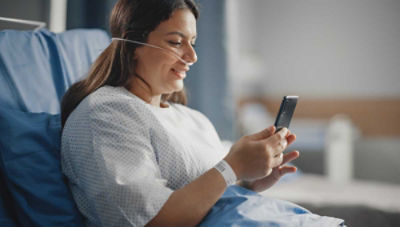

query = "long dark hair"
61;0;199;127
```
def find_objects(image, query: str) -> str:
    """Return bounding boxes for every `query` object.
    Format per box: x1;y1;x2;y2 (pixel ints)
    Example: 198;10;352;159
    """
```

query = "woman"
61;0;332;226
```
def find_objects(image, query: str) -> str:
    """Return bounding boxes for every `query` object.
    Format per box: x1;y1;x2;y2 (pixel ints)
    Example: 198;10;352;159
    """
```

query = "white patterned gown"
61;86;228;227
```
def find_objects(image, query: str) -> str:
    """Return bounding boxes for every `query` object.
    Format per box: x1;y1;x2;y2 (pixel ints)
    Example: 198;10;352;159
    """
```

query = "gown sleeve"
71;96;173;226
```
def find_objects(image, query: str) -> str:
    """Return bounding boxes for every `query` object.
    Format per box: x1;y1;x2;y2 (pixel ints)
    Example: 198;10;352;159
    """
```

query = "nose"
182;44;197;65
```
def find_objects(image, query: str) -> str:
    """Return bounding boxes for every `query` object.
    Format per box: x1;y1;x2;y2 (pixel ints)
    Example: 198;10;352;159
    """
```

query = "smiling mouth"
171;68;187;79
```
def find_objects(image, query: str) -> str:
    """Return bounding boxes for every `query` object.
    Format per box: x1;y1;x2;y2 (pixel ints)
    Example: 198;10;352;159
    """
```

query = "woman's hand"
224;126;294;182
240;150;300;192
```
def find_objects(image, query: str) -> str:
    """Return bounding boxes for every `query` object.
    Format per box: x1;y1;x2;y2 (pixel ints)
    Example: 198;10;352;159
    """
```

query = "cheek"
150;53;176;71
138;54;166;74
136;49;179;83
156;58;179;78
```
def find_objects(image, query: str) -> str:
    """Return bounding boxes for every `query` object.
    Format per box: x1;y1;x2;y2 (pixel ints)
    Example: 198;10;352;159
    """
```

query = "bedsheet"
261;174;400;213
200;185;345;227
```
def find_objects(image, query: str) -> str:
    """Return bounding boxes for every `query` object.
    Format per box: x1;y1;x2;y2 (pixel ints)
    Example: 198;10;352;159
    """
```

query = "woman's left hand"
239;131;300;192
240;150;300;192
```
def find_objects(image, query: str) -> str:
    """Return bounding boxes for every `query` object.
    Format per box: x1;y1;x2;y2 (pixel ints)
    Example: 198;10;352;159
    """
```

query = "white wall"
0;0;48;21
0;0;49;30
229;0;400;98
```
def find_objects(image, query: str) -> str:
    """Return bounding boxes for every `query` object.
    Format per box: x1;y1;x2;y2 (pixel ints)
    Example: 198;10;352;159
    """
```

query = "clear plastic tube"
111;37;193;66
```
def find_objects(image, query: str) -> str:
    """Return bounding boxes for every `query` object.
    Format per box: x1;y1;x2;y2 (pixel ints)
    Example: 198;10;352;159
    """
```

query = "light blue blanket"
200;185;345;227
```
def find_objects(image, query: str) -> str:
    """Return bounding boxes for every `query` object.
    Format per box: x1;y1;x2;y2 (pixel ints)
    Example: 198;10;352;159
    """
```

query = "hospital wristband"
214;160;237;186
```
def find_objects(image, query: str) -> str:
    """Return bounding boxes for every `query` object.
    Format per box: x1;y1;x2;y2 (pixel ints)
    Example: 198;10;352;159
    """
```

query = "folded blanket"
200;185;345;227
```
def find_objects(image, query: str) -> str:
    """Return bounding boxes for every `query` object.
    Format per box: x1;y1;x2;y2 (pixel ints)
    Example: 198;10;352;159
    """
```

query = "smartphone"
274;96;298;131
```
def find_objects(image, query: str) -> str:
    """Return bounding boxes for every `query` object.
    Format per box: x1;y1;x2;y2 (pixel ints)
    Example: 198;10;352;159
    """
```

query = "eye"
191;43;196;48
168;41;182;46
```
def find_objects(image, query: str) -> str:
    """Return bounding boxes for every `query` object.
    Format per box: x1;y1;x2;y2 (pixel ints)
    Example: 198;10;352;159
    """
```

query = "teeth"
172;68;186;78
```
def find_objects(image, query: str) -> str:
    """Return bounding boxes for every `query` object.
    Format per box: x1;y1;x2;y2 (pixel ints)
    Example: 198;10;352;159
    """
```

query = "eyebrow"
165;31;197;40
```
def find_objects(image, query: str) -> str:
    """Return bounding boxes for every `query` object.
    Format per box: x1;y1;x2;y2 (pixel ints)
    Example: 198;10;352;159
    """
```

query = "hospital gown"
61;86;227;226
61;85;345;227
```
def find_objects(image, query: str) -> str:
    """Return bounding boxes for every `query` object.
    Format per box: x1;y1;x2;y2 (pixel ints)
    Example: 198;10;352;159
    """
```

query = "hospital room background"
1;0;399;226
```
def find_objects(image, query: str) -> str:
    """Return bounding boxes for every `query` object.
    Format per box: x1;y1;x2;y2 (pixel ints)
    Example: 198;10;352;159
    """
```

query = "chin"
170;81;184;92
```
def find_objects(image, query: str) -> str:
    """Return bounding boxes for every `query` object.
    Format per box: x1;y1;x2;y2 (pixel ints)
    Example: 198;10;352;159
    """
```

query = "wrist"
238;180;250;188
241;180;259;191
214;160;237;186
223;157;242;180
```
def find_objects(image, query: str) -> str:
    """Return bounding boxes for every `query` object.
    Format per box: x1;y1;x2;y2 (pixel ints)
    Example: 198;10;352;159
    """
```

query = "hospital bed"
0;23;109;225
1;21;399;226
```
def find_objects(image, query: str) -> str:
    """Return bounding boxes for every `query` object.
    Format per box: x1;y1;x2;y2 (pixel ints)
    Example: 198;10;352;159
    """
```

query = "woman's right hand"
224;126;292;181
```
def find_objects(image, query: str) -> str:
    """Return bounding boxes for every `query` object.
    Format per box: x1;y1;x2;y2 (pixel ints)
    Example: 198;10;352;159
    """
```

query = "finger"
271;152;284;168
287;133;296;146
264;128;289;156
266;128;288;151
281;150;300;165
270;140;287;156
277;127;289;138
272;127;289;144
287;129;292;137
278;166;297;176
248;126;275;141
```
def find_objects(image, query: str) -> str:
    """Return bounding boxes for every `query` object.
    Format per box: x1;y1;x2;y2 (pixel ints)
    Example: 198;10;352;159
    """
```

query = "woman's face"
134;8;197;96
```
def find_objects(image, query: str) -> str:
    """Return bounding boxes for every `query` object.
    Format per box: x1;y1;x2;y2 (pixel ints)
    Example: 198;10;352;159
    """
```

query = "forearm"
146;168;227;226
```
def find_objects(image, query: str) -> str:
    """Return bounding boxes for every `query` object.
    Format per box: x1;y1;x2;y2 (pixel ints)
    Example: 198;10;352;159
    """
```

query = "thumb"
247;126;275;141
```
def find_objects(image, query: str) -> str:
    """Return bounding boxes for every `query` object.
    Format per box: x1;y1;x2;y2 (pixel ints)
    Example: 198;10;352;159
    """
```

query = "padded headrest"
0;29;110;114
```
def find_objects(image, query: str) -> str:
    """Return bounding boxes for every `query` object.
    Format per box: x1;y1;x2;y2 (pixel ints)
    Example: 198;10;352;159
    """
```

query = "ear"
132;49;139;60
133;46;142;60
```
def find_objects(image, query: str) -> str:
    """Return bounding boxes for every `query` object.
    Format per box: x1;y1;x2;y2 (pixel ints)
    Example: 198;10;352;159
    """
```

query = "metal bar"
49;0;67;33
0;16;46;30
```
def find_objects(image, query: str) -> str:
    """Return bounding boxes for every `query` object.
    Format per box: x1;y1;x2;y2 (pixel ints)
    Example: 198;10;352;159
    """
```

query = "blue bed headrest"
0;28;110;226
0;28;110;114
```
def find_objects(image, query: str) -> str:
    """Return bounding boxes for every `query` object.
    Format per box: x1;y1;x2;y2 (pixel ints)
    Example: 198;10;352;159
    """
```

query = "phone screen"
274;96;298;131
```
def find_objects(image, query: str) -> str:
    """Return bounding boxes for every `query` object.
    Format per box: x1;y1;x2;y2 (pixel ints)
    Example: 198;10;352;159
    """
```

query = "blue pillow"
0;106;84;226
0;184;16;227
